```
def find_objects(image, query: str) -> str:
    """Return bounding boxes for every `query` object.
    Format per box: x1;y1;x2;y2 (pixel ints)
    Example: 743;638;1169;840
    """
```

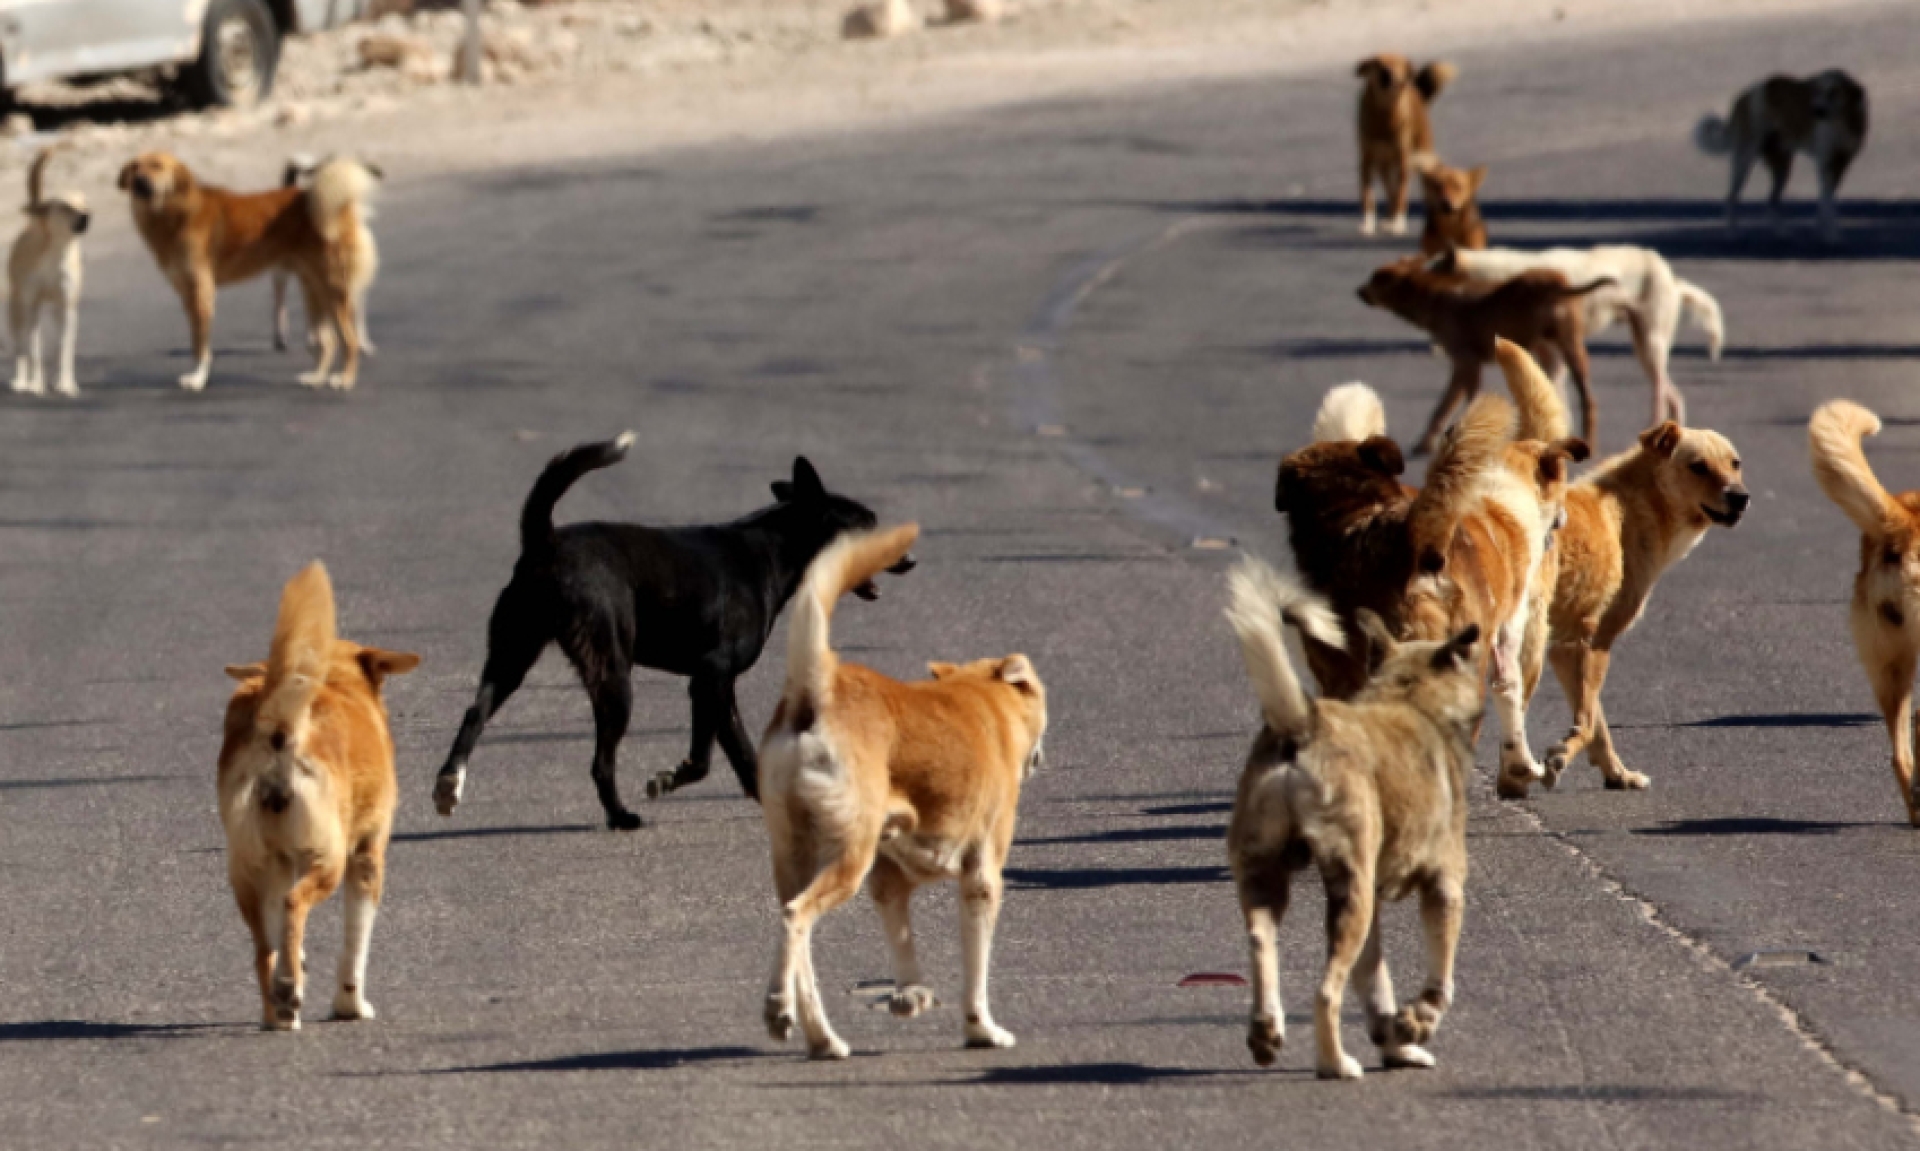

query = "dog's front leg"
1358;157;1379;235
9;297;41;396
52;297;79;397
1393;876;1462;1058
1492;608;1545;799
177;272;214;391
1866;643;1920;826
298;286;338;389
332;847;383;1021
870;858;936;1017
959;860;1015;1050
1355;905;1422;1068
272;270;291;352
1385;159;1410;236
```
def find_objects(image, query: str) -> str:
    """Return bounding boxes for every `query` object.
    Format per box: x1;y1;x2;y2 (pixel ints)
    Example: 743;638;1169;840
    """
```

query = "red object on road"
1178;972;1248;987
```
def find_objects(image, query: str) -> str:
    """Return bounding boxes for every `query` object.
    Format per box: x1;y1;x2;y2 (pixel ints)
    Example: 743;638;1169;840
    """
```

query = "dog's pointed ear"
224;662;266;682
1357;435;1406;477
1434;623;1481;671
358;647;422;688
1468;166;1488;194
1356;609;1397;672
1640;421;1684;459
997;654;1040;693
116;161;135;191
790;457;826;503
927;661;958;680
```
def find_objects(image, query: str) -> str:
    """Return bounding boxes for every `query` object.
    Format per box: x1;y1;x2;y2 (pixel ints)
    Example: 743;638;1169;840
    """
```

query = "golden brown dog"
1355;54;1457;237
1357;256;1612;455
218;563;419;1030
1809;401;1920;825
1497;416;1747;798
759;524;1047;1059
1225;559;1482;1079
1416;158;1488;255
119;151;379;392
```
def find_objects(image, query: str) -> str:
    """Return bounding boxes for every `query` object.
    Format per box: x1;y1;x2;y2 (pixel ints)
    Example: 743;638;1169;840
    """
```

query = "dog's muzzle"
1356;287;1374;305
852;580;882;601
886;553;917;575
1704;487;1750;527
130;175;154;200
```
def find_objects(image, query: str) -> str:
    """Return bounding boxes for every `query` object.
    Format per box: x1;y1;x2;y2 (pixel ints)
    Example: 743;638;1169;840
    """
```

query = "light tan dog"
759;524;1047;1059
1225;559;1482;1080
8;147;88;398
1809;401;1920;826
1355;54;1458;236
119;151;378;391
218;563;419;1030
1416;157;1487;255
1499;417;1748;797
272;155;378;357
1695;70;1869;242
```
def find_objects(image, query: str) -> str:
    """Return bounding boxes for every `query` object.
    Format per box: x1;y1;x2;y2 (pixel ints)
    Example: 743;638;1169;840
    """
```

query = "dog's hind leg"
267;864;340;1032
332;837;384;1021
715;682;761;800
1352;907;1401;1060
1492;606;1546;799
1725;140;1758;230
1315;859;1375;1079
233;877;278;1030
959;856;1015;1050
1393;875;1462;1059
586;668;641;831
272;270;291;351
9;296;41;396
870;857;936;1017
436;589;550;817
781;834;877;1059
1866;644;1919;826
1359;157;1379;235
1626;310;1684;427
52;297;78;397
1236;857;1292;1067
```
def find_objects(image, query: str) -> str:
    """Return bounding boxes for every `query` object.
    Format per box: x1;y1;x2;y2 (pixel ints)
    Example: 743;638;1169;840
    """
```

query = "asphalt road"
5;4;1920;1148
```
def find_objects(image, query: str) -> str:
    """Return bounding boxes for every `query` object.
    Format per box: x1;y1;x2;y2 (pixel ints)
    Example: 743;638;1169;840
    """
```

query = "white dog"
272;154;379;356
1436;245;1723;427
9;148;87;397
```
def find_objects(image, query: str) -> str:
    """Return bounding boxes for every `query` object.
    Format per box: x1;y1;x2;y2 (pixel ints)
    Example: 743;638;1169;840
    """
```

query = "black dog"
433;434;913;830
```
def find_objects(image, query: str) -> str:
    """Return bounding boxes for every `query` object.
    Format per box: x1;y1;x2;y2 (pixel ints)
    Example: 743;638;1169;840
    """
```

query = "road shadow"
390;824;598;844
1448;1084;1749;1102
0;773;175;791
934;1062;1263;1087
0;1020;232;1042
1003;865;1228;890
1140;801;1234;817
1018;825;1225;847
1685;713;1876;728
1632;817;1882;837
439;1045;767;1074
1250;338;1920;365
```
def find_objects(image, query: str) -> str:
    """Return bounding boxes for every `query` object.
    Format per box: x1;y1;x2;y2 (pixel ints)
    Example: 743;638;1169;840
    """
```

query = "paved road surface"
4;5;1920;1147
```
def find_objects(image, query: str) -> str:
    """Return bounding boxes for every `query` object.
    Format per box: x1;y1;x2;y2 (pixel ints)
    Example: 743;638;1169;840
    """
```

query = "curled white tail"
1223;558;1341;743
1676;279;1725;361
1312;383;1387;443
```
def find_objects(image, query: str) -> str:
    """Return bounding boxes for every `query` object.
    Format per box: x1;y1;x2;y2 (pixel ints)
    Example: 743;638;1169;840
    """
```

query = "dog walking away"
1809;401;1920;826
218;563;420;1030
1224;559;1481;1079
273;154;378;356
9;147;88;397
1435;244;1723;426
434;437;912;830
1355;55;1457;236
759;524;1046;1059
119;151;379;391
1416;157;1487;256
1695;70;1868;242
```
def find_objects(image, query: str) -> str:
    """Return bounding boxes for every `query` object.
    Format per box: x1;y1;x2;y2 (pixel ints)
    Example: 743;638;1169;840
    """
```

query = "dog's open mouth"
853;579;881;601
852;553;915;600
1702;503;1743;527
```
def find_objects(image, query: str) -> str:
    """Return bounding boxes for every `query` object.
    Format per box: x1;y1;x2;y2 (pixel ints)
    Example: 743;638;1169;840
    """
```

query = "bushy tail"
520;432;635;554
1809;401;1903;538
24;146;60;209
256;562;338;751
1415;61;1458;102
1224;558;1343;743
1676;279;1725;361
1312;382;1387;443
1407;394;1516;567
304;157;381;243
1492;337;1569;441
785;524;921;711
1694;114;1732;156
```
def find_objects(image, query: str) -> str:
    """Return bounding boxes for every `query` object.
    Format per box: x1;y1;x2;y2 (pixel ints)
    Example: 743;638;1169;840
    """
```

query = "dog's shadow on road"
1002;865;1229;890
0;1020;235;1042
433;1045;769;1074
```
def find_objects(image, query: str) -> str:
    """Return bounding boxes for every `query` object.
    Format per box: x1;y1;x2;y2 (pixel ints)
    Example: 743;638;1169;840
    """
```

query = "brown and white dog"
219;563;419;1031
8;147;88;398
1695;70;1868;242
1434;244;1723;427
1355;55;1458;237
118;151;379;391
1416;157;1487;256
272;154;378;357
1225;559;1482;1079
1497;416;1747;798
1809;401;1920;826
1357;255;1612;455
759;525;1047;1059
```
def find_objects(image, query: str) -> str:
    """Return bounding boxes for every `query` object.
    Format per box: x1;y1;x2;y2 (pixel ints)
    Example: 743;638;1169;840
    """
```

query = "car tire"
179;0;279;110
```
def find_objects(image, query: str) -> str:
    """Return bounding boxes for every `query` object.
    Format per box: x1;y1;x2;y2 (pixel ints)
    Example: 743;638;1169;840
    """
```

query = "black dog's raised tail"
521;432;636;553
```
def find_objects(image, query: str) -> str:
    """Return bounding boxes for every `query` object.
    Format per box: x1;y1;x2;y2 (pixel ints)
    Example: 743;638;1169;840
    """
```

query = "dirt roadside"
8;0;1875;251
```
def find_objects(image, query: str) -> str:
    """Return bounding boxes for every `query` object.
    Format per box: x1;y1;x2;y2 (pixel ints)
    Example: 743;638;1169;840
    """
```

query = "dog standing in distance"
1355;55;1457;236
8;147;88;398
1695;70;1869;241
434;438;911;830
1417;158;1487;255
119;151;379;390
759;524;1046;1059
1225;559;1481;1079
1809;401;1920;826
274;155;378;356
219;563;420;1030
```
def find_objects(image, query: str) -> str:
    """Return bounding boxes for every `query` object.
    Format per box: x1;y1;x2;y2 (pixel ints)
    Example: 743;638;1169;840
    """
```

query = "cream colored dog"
1225;559;1482;1079
8;148;87;398
759;524;1047;1059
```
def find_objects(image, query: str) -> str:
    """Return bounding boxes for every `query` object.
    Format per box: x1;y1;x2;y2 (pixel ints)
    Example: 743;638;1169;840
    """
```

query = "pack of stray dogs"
151;52;1910;1084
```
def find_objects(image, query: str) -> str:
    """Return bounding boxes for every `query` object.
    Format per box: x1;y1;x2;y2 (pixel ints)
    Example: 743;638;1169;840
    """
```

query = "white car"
0;0;369;108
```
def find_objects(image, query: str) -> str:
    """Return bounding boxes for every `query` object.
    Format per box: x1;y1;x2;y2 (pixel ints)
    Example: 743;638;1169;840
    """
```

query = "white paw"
1385;214;1408;236
10;375;41;395
178;370;209;392
807;1035;851;1060
764;994;795;1042
1383;1043;1436;1069
298;371;328;388
433;768;465;816
965;1019;1017;1049
327;373;354;391
1318;1052;1365;1080
332;993;376;1021
53;379;78;398
888;984;938;1018
1359;214;1378;236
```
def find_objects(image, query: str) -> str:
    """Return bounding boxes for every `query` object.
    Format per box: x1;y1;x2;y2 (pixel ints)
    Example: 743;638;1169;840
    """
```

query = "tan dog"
273;155;378;357
1355;54;1458;236
1499;418;1747;797
759;525;1047;1059
1809;401;1920;825
1225;559;1482;1079
1695;70;1868;242
118;151;379;391
218;563;420;1030
1416;158;1487;255
1357;255;1611;454
8;147;88;397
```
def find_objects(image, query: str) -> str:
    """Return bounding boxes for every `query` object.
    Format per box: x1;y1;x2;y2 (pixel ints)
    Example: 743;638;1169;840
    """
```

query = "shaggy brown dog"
759;525;1047;1059
1355;54;1458;237
1357;256;1612;455
1417;158;1488;255
1695;70;1869;242
1809;401;1920;825
119;151;378;391
219;563;419;1030
1225;560;1482;1079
